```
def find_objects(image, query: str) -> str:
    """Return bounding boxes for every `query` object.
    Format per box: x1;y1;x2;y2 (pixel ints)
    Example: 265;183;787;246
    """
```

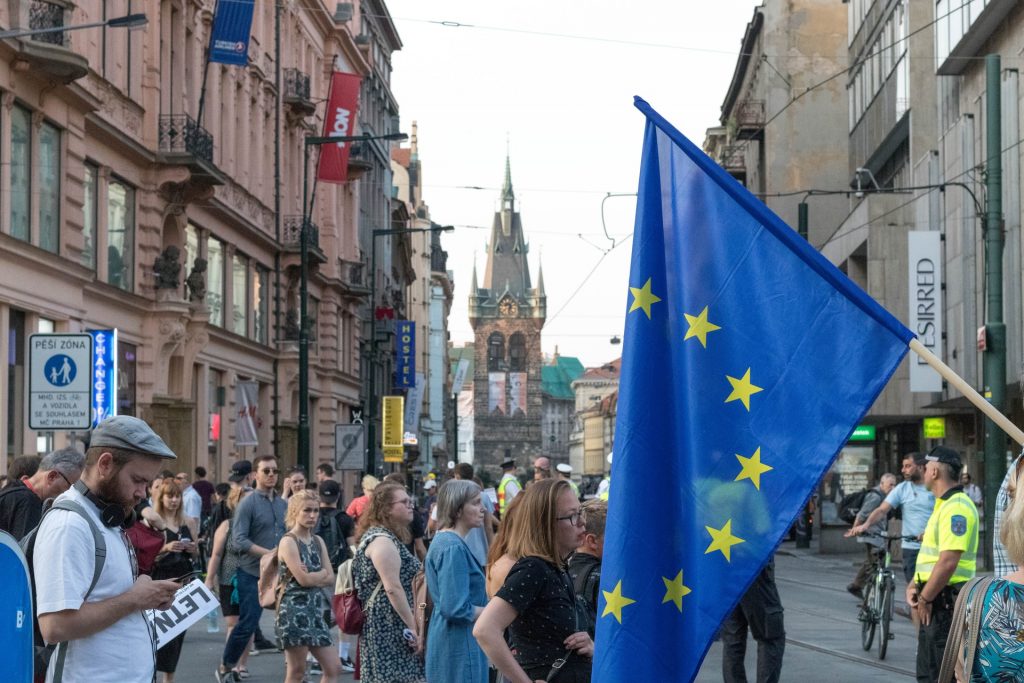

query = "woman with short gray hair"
424;479;488;682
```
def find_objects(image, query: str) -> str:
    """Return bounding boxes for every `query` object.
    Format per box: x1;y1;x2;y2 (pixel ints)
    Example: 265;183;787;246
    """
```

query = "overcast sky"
386;1;763;367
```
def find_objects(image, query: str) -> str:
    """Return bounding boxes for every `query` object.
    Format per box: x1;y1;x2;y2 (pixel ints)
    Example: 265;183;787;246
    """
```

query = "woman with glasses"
352;482;426;682
474;479;594;683
425;479;488;683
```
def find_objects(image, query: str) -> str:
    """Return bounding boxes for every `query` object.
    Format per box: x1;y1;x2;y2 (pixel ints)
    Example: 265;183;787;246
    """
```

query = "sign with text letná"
381;396;405;463
908;231;943;392
149;580;219;648
393;320;416;390
29;334;92;430
88;329;117;427
209;0;256;66
316;72;362;183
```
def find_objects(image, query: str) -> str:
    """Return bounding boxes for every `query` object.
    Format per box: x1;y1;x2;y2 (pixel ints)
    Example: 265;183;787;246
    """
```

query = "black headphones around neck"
74;479;137;529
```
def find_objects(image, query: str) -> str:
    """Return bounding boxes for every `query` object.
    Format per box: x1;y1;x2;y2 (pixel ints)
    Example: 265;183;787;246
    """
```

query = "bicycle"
857;533;915;660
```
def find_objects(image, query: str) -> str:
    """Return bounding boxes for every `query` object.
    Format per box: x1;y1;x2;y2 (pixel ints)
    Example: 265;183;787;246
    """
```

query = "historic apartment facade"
0;0;407;483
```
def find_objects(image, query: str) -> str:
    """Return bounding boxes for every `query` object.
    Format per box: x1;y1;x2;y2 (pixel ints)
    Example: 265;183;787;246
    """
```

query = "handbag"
937;576;994;683
258;533;294;609
332;556;382;634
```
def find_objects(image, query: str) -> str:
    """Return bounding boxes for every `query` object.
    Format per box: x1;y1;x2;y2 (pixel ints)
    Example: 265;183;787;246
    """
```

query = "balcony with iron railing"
347;142;374;179
282;216;327;265
339;259;370;298
9;1;88;82
157;114;222;185
283;68;315;115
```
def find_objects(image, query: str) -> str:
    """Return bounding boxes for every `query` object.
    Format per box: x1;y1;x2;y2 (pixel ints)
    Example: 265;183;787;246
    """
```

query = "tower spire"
501;153;514;206
537;254;545;295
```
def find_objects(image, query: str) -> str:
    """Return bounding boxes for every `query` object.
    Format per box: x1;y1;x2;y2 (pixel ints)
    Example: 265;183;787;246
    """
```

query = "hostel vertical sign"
394;320;415;390
89;330;118;427
908;231;942;392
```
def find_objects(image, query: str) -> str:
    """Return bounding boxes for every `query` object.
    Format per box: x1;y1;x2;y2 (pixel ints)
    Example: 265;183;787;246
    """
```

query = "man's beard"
94;473;135;512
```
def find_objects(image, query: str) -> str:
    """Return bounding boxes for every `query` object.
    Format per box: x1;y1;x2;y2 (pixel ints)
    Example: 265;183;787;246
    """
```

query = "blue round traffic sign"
43;355;77;386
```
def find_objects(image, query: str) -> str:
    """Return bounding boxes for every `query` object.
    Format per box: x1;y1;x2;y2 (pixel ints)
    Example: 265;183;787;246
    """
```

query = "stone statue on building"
153;245;181;290
186;257;207;302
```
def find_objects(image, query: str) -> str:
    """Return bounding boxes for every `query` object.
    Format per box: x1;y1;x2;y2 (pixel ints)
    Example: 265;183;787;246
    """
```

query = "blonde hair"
1001;476;1024;566
355;482;411;544
153;479;185;529
226;485;249;512
492;479;570;567
285;490;320;529
581;498;607;538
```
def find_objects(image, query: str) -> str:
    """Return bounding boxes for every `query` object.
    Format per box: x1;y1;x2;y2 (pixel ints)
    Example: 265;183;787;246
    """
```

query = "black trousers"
916;591;956;683
722;560;785;683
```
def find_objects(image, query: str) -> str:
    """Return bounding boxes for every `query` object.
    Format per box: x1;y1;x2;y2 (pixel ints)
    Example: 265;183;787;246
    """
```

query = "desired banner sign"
316;72;362;183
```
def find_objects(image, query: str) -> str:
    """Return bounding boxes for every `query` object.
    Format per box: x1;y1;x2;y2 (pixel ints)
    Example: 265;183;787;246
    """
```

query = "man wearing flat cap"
907;445;979;682
33;416;182;683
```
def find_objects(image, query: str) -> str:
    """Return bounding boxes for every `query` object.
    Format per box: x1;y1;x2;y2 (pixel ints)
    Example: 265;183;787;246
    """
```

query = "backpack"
316;511;344;570
838;488;869;524
20;499;106;682
258;533;294;609
412;569;433;653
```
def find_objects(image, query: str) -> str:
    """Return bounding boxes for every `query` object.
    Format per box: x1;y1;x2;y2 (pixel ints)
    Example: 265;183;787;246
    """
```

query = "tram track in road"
785;636;916;678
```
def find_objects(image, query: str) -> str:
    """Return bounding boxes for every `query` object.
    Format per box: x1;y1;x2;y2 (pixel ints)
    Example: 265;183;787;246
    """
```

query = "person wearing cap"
317;479;355;569
556;462;581;499
847;452;935;584
497;459;522;520
33;416;183;683
907;446;979;682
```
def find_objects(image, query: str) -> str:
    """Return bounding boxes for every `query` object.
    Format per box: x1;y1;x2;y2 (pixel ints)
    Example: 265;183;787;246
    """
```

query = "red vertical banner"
316;72;362;183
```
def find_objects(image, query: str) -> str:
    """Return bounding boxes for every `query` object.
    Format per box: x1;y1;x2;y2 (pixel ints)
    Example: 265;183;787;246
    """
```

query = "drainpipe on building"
271;0;283;459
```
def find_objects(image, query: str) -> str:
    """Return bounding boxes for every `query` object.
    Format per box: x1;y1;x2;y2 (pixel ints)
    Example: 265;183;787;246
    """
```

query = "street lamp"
365;224;454;476
297;131;408;472
0;13;148;40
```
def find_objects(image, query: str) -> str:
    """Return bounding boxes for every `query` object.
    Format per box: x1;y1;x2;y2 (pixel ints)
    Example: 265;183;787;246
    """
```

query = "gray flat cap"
90;416;176;459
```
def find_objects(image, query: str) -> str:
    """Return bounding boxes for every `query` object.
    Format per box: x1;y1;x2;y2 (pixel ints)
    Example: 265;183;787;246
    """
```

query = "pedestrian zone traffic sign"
29;333;93;430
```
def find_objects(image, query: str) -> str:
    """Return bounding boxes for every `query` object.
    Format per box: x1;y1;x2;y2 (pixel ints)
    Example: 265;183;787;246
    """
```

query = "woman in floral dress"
352;482;425;683
276;490;340;683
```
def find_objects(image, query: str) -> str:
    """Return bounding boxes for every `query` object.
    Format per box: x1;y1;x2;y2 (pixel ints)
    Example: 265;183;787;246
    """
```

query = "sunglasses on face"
260;468;280;475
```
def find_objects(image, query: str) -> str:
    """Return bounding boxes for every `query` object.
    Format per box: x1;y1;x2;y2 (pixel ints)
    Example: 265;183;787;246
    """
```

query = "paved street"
175;539;927;682
697;540;918;682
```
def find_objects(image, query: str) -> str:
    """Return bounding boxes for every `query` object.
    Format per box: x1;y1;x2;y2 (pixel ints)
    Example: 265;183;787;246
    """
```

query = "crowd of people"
4;416;606;683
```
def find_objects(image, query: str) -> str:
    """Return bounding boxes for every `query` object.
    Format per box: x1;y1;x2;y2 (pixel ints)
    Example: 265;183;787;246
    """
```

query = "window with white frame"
231;252;248;336
106;179;135;291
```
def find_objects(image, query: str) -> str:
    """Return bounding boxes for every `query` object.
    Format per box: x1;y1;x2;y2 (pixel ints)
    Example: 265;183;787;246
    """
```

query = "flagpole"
909;338;1024;446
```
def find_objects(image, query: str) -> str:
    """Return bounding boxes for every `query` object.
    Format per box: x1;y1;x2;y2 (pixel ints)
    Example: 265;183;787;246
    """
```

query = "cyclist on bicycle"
846;474;896;599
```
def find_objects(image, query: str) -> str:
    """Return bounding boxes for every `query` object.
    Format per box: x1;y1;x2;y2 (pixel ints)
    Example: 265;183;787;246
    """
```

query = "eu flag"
592;98;914;681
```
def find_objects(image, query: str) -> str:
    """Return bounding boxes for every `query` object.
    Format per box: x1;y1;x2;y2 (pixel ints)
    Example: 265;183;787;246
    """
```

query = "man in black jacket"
567;498;607;633
0;446;83;540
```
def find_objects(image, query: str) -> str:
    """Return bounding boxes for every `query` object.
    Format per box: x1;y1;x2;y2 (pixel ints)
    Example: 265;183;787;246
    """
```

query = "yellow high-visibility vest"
914;488;978;585
498;473;520;517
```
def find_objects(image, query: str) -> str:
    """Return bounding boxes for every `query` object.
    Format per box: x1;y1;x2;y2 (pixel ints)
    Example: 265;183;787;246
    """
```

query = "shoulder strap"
46;500;108;683
937;576;992;683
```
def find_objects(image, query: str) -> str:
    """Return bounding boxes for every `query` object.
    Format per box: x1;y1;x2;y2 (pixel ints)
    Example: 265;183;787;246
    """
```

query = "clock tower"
468;156;547;472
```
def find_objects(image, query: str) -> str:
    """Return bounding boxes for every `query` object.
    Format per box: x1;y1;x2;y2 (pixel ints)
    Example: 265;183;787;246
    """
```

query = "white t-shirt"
182;485;202;522
34;486;155;683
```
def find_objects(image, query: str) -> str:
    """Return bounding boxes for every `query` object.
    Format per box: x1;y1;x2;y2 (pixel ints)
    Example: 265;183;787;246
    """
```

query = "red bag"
126;520;165;575
332;557;382;635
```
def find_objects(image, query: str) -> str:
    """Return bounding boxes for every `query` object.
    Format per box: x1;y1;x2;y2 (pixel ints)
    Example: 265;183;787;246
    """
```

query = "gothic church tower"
468;157;546;471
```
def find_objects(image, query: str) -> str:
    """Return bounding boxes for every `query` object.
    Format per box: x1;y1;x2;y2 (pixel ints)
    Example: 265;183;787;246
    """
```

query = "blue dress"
424;530;488;683
972;579;1024;681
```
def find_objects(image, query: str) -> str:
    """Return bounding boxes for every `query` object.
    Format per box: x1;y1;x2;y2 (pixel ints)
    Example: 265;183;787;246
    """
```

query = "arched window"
487;332;505;371
509;333;527;371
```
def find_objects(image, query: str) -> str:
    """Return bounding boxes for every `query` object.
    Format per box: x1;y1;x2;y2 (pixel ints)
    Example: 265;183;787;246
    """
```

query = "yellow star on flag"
683;306;721;348
628;278;662;319
725;368;763;411
661;570;692;612
705;520;744;562
735;447;773;490
601;580;637;623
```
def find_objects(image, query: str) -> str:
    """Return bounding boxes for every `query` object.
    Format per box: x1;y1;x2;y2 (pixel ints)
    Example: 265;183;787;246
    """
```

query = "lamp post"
365;224;454;476
0;13;147;40
297;132;407;472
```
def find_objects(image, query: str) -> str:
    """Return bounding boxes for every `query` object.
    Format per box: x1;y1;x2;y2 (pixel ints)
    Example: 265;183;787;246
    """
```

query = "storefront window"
117;340;137;416
7;309;26;456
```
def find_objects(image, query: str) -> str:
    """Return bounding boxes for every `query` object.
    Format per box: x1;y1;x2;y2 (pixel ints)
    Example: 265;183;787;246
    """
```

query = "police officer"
907;445;979;683
556;462;580;499
597;452;612;501
496;458;521;519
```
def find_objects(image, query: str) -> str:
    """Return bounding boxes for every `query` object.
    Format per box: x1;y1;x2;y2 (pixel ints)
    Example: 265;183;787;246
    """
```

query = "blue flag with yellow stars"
592;98;915;681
